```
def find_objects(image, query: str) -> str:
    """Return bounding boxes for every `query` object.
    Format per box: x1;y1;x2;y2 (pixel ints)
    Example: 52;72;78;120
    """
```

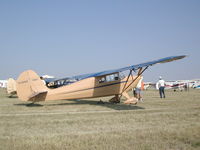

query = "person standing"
134;76;144;101
156;76;166;98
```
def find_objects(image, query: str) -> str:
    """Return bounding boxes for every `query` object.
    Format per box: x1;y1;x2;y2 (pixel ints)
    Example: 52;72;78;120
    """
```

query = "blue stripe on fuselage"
59;80;127;95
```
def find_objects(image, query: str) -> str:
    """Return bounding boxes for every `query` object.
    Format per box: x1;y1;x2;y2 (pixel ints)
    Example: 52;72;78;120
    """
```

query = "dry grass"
0;88;200;150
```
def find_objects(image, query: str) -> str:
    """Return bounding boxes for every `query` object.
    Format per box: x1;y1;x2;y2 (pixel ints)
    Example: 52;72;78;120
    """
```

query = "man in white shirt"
156;76;166;98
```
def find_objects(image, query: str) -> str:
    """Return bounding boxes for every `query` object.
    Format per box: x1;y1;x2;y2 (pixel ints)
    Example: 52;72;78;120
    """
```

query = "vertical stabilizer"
7;78;17;95
16;70;48;102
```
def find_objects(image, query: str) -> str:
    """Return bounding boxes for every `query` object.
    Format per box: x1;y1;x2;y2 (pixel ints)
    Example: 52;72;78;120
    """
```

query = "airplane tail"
16;70;48;102
7;78;17;95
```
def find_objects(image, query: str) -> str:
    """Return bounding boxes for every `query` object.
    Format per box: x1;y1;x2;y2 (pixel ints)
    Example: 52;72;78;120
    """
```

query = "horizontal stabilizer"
28;90;48;102
28;90;48;99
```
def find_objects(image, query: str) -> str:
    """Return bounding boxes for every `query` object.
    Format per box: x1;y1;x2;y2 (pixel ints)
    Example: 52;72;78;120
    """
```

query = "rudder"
16;70;48;102
7;78;17;95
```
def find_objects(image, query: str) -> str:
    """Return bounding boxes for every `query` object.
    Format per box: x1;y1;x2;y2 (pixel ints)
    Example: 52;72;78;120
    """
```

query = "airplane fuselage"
45;75;141;101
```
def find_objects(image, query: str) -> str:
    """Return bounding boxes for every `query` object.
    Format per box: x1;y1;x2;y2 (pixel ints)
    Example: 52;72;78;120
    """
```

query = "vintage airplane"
7;78;17;97
16;55;186;104
165;80;196;91
5;75;55;98
164;81;185;91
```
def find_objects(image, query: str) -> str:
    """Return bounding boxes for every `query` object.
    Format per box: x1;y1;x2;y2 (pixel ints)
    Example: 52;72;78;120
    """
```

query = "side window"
106;75;111;82
110;74;115;81
99;77;106;83
119;73;125;80
114;73;119;80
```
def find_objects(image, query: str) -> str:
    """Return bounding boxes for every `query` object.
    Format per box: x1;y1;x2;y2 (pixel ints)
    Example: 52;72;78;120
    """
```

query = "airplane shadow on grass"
14;103;43;107
14;99;144;110
46;99;144;111
7;95;18;98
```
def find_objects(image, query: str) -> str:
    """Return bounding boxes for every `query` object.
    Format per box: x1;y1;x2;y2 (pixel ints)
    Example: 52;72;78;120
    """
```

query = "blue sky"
0;0;199;81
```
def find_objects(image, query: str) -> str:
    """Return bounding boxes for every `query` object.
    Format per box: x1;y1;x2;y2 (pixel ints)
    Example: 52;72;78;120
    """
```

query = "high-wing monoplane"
7;78;17;97
16;55;186;104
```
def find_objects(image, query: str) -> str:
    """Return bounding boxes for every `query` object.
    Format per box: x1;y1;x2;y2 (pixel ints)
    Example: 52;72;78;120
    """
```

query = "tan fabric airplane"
16;55;186;104
7;78;17;97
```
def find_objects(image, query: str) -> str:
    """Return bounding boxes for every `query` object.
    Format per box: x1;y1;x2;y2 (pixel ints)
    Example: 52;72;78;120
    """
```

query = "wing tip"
173;55;187;60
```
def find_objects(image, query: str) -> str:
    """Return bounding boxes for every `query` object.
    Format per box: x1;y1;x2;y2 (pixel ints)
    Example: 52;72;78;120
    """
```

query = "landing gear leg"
123;91;138;104
109;95;120;103
97;99;105;104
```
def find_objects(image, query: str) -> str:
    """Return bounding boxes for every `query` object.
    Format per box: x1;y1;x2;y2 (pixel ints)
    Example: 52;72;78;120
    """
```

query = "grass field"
0;88;200;150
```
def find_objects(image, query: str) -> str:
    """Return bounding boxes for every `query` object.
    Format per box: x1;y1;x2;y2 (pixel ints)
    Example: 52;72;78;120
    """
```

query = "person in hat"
156;76;166;98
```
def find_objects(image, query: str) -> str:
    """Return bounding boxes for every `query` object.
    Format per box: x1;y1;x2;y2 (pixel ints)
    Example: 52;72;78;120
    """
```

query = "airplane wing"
69;55;186;80
51;55;186;84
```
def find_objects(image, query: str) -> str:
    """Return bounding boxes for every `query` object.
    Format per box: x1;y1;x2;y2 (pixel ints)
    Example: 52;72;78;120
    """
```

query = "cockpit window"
99;77;106;83
47;78;78;88
99;73;120;83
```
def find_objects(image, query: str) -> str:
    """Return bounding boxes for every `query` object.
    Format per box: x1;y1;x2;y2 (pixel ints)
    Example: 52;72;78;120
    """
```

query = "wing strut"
120;69;133;95
119;66;149;100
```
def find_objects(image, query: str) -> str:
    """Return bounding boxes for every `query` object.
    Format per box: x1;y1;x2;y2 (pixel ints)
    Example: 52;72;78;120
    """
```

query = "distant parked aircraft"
7;78;17;97
165;81;186;91
191;79;200;89
165;79;200;91
0;80;7;88
194;85;200;89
